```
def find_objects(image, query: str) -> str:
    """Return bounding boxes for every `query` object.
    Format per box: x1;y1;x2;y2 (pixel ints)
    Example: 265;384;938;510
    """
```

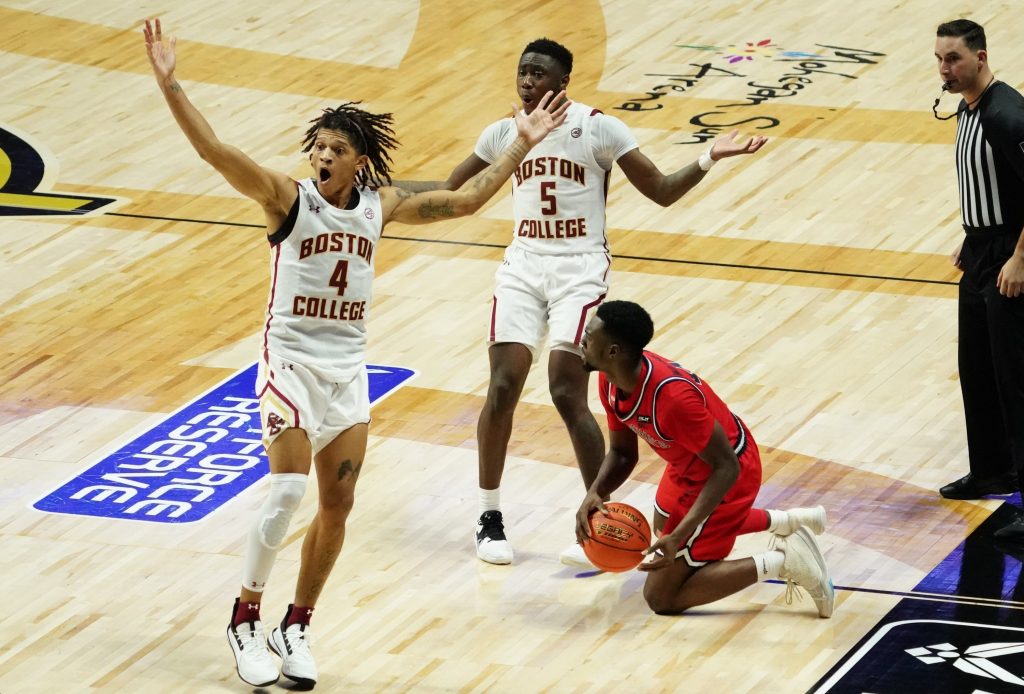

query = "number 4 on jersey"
329;260;349;295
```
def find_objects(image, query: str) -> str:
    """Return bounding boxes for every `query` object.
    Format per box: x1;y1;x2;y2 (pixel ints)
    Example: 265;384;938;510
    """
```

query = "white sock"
751;550;785;581
479;487;500;516
766;509;788;535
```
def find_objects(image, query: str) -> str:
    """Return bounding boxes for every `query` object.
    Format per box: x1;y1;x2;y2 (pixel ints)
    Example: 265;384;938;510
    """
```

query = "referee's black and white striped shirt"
954;82;1024;234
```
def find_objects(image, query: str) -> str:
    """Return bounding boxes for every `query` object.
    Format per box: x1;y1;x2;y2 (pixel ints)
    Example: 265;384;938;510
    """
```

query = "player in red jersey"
575;300;835;617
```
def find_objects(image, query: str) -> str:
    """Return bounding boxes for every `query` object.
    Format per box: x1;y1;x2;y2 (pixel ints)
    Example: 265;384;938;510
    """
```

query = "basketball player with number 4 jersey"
576;301;835;618
394;38;768;567
144;17;569;689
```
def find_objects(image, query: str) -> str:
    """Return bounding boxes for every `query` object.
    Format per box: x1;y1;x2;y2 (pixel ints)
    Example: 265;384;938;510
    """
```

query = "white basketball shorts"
256;351;370;455
488;246;610;358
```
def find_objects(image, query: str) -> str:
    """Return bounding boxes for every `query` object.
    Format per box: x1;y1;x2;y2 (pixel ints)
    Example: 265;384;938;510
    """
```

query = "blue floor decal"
813;502;1024;693
33;363;414;523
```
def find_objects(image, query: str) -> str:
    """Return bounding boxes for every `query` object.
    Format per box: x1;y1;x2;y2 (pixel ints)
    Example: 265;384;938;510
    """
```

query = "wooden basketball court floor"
2;1;1023;691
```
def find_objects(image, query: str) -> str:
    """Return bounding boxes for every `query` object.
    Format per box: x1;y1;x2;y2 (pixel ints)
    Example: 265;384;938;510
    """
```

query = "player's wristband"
697;148;717;172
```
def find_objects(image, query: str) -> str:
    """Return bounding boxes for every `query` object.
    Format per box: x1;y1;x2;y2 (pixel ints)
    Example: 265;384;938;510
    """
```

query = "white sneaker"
771;505;827;536
778;527;834;618
476;510;513;564
559;542;595;568
269;619;318;688
226;612;279;687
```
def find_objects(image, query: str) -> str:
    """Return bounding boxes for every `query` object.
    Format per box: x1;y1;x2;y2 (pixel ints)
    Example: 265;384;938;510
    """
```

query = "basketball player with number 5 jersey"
395;38;768;567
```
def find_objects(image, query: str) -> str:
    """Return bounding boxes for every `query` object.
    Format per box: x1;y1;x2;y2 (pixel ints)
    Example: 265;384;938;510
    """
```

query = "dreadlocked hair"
301;102;399;188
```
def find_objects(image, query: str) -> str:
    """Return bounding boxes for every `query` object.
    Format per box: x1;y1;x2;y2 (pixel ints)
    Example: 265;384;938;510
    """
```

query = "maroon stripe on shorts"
262;380;301;428
573;292;607;344
489;295;498;342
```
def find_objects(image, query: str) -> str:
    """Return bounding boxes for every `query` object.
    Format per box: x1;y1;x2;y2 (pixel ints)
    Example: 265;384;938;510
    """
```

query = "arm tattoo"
392;180;445;193
471;170;496;192
168;81;182;93
417;199;456;219
337;458;364;482
507;141;528;160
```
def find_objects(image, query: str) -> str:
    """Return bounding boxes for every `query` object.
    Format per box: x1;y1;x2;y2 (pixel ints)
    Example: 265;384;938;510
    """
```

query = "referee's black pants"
958;231;1024;491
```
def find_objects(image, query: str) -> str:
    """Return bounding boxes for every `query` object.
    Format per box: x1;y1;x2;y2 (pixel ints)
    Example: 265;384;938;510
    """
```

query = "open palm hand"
143;18;177;81
710;128;768;160
513;90;571;146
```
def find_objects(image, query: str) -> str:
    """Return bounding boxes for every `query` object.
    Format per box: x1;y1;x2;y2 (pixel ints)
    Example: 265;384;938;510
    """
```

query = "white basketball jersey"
475;101;637;255
262;178;383;381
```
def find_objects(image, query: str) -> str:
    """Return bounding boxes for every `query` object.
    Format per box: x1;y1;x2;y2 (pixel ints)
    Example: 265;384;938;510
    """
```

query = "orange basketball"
582;502;652;572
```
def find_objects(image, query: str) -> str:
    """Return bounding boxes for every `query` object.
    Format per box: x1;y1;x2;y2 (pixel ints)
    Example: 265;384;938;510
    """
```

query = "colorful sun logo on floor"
724;38;777;63
675;39;824;64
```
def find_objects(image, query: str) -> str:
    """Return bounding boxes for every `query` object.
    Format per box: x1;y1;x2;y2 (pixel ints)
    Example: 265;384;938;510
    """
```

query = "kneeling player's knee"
644;584;685;616
257;473;308;549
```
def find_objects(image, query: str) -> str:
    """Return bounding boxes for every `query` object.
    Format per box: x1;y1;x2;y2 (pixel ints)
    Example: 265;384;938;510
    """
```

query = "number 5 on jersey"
540;181;558;215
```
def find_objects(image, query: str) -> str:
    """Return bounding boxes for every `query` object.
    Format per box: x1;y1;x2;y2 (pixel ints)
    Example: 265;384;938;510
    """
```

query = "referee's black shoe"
995;515;1024;544
939;473;1017;500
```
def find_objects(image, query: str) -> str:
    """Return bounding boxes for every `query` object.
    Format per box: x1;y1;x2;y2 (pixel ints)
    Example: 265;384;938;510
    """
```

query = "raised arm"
380;92;570;225
389;153;490;193
617;129;768;207
143;19;294;219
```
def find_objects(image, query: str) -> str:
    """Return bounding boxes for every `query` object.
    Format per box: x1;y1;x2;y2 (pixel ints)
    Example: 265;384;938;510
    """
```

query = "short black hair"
522;38;573;75
302;102;399;188
937;19;986;52
595;300;654;360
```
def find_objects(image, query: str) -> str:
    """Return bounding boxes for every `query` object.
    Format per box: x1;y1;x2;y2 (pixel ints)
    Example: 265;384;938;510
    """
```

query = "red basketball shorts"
653;445;763;567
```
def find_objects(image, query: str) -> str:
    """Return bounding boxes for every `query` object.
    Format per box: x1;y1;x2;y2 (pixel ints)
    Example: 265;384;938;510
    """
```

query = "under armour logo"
907;641;1024;686
267;412;286;436
309;202;321;213
306;609;313;616
248;603;259;610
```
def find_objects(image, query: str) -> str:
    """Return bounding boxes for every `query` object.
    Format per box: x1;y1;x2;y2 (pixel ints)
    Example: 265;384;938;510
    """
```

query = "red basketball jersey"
597;351;759;494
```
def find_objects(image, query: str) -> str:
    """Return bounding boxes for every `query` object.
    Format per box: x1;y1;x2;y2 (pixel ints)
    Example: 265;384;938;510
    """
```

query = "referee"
934;20;1024;540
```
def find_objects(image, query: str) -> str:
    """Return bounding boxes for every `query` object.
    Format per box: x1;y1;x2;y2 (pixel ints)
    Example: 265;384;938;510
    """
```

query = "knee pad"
241;473;308;592
257;473;307;549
